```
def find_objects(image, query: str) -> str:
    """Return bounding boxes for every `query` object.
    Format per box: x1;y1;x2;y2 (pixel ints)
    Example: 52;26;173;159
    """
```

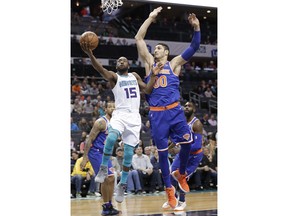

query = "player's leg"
150;111;178;209
115;143;134;202
95;127;121;183
170;109;193;192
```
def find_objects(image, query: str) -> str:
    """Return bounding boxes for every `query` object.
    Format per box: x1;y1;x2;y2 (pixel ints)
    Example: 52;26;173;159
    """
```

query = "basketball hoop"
101;0;123;15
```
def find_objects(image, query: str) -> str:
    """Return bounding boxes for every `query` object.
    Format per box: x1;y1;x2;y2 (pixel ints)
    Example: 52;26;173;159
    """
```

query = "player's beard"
185;110;193;118
117;66;129;74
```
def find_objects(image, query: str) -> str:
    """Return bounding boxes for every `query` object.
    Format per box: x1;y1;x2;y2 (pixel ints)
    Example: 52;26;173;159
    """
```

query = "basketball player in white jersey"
80;42;163;204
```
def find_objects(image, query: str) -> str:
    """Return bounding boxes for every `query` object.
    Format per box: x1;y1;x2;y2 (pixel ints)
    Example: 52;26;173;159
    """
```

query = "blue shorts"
171;151;203;178
88;150;114;176
149;104;193;150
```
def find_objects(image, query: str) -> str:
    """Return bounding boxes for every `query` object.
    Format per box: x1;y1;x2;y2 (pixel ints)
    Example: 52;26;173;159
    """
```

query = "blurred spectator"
192;147;217;190
150;149;164;191
132;146;157;193
81;78;90;95
71;151;79;173
83;100;94;114
99;35;107;45
72;81;81;96
204;87;216;98
208;114;217;126
71;117;80;131
89;82;99;95
208;60;217;70
71;157;95;198
200;114;210;126
107;37;114;45
72;99;83;114
75;131;87;153
78;118;91;133
144;146;153;159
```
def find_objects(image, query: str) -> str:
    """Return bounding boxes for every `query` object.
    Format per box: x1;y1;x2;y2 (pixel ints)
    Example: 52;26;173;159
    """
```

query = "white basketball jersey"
112;73;140;112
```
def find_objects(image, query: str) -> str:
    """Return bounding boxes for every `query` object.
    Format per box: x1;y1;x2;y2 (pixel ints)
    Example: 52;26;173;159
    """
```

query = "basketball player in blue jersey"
135;7;201;209
80;101;119;215
80;42;163;204
162;101;204;211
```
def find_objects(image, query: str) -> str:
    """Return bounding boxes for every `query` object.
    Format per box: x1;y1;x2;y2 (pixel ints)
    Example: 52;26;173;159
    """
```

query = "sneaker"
95;192;102;197
165;186;178;209
162;201;170;210
87;191;94;196
174;211;187;216
115;183;127;203
95;165;108;183
174;201;187;211
101;204;120;215
171;170;189;192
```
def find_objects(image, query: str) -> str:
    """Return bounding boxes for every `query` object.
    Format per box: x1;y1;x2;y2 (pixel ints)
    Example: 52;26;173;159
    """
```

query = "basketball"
80;31;99;50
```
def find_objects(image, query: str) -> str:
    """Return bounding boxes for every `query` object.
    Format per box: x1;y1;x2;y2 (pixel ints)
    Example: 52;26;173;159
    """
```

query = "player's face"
154;45;167;60
184;102;195;117
116;57;129;73
105;102;115;116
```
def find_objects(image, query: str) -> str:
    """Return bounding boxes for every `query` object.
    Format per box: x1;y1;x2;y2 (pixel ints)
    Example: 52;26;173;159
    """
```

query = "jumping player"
135;7;201;209
80;42;163;204
163;101;204;211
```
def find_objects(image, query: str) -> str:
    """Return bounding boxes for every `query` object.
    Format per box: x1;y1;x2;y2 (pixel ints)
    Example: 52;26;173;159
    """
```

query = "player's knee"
105;131;118;147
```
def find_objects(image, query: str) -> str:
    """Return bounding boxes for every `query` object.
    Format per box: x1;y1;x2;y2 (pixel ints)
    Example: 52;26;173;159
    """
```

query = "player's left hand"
188;13;200;29
152;62;164;75
80;41;93;55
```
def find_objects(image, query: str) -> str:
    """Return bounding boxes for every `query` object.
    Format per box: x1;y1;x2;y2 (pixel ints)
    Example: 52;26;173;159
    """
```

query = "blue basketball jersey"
145;61;180;107
88;116;114;176
89;116;109;154
188;117;202;152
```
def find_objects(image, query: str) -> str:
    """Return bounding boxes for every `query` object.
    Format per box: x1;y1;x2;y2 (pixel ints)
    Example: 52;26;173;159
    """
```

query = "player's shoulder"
193;118;203;132
131;72;141;79
94;116;107;127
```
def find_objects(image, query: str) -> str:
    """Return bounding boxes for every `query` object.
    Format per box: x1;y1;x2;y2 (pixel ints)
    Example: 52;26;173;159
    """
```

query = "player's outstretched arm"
80;42;116;82
133;62;163;94
135;7;162;73
171;13;201;68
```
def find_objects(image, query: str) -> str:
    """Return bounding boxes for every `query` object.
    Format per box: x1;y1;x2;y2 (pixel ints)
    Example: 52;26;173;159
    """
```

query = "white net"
101;0;123;15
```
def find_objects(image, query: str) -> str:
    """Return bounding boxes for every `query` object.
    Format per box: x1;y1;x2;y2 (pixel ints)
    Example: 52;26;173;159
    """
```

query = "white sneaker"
95;165;108;183
115;183;127;203
174;201;186;211
95;192;101;197
162;201;170;210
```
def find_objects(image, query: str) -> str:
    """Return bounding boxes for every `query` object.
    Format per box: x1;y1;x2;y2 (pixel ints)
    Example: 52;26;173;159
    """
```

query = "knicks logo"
183;133;190;140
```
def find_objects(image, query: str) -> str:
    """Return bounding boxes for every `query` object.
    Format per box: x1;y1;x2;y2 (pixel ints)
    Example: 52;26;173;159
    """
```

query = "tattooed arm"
80;117;106;170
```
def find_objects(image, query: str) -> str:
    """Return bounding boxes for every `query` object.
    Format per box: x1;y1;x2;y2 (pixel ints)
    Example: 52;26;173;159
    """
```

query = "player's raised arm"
135;7;163;73
171;13;201;69
80;42;117;83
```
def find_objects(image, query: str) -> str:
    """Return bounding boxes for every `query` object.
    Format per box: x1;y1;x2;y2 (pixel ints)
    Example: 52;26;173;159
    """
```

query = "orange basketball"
80;31;99;50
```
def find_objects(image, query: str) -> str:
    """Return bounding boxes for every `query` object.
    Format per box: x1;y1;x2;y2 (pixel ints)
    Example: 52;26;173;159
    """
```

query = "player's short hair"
157;43;170;55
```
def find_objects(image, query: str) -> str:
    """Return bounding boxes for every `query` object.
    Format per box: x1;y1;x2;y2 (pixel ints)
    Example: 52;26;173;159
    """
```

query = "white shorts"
110;110;141;147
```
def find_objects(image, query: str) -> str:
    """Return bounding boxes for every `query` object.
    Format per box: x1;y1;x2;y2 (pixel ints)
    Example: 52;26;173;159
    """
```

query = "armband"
181;31;201;61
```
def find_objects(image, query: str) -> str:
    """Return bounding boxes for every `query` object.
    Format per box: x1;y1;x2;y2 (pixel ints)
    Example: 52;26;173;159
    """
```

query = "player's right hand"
149;6;162;19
